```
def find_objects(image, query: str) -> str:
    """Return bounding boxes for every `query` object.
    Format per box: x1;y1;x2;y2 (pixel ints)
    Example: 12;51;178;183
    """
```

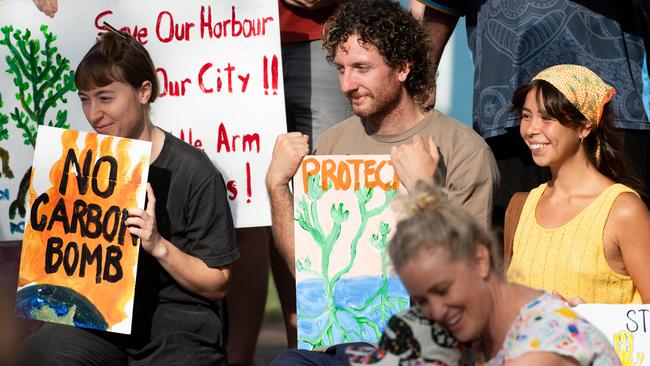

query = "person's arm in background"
33;0;58;17
266;133;310;278
412;2;460;109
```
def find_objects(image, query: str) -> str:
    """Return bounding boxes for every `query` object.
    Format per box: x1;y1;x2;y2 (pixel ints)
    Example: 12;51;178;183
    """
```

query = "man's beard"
348;87;402;134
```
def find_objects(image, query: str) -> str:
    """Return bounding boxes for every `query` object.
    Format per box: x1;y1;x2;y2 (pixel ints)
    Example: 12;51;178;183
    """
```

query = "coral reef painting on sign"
0;21;77;240
293;155;409;349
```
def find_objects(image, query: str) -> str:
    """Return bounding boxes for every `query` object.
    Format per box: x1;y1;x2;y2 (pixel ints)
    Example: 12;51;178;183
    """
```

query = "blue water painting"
16;284;108;330
296;275;409;349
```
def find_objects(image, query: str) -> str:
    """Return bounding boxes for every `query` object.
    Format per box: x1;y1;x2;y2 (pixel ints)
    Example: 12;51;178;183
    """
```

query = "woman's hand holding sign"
552;289;586;307
126;184;163;258
126;183;230;301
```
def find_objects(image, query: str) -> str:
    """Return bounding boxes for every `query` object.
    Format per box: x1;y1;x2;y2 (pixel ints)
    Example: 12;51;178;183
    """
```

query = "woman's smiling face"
519;87;587;168
398;245;492;343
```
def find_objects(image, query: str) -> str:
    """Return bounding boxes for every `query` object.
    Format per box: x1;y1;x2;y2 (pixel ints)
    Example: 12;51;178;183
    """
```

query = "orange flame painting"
16;126;151;334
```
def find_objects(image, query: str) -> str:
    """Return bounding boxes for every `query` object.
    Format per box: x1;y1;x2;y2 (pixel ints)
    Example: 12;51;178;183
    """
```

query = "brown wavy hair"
75;31;159;103
511;80;645;196
321;0;434;106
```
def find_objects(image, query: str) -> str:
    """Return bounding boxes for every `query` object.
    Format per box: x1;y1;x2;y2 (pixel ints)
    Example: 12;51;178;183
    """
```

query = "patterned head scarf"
532;64;616;128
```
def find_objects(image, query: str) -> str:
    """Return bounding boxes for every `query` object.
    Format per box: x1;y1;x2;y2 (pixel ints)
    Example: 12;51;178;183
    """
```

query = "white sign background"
0;0;286;240
575;304;650;361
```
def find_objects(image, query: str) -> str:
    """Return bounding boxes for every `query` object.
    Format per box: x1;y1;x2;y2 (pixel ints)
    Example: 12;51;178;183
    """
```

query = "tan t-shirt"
315;110;499;228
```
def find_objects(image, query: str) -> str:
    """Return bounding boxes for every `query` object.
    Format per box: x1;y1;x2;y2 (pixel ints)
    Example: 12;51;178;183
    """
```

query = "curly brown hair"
321;0;434;105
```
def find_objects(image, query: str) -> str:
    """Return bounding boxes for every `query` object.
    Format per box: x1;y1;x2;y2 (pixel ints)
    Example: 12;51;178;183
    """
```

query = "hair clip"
103;21;128;40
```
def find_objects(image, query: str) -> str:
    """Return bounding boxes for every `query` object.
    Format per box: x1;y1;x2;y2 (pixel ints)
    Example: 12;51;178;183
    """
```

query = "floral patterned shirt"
486;292;620;365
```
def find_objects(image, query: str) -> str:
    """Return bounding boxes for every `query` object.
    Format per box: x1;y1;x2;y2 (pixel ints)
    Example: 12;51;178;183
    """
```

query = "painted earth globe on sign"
15;284;108;330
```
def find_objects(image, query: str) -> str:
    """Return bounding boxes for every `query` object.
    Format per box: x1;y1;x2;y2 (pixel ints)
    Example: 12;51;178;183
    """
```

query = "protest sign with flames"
15;126;150;334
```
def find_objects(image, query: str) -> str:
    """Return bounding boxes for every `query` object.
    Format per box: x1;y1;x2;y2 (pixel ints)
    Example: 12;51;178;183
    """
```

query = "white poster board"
293;155;410;349
0;0;286;240
575;304;649;363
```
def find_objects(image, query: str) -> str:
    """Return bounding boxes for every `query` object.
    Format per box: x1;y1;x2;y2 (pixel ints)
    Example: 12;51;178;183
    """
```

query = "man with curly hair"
266;0;498;279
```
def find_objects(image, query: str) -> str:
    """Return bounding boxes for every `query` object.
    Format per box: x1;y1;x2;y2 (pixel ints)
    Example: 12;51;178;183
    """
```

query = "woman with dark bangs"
21;29;238;366
507;64;650;305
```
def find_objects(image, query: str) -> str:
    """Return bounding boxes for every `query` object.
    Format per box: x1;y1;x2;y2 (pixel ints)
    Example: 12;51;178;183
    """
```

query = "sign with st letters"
575;304;649;363
0;0;285;241
15;126;150;334
293;155;410;349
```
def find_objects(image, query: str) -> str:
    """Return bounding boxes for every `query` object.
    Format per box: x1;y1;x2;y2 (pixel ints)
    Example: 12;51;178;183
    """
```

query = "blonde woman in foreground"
391;183;620;365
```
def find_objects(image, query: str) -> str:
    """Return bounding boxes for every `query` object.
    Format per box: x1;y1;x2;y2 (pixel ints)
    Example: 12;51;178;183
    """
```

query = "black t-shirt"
127;130;239;352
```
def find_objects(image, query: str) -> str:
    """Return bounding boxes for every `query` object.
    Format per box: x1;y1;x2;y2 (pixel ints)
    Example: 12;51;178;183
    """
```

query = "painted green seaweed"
0;24;76;219
295;174;406;348
0;93;13;178
350;220;408;322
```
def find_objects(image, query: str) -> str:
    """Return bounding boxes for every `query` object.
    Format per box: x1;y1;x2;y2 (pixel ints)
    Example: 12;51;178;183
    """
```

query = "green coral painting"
0;23;76;238
294;155;410;349
0;93;12;179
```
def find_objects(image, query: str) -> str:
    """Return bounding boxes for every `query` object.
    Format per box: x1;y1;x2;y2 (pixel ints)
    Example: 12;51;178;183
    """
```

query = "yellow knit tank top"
507;183;641;304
